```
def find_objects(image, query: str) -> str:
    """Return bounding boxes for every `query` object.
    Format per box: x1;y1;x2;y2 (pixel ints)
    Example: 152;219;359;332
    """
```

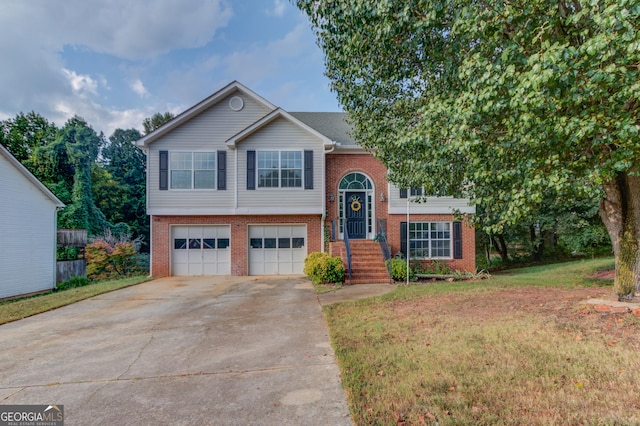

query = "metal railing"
343;219;353;284
376;218;392;279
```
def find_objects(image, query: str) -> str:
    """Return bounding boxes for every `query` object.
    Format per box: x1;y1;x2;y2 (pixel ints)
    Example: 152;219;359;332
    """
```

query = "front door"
345;191;366;239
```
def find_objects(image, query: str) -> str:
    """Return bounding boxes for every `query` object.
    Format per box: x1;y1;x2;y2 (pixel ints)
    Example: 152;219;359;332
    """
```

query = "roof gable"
226;108;335;149
0;144;65;208
135;81;277;148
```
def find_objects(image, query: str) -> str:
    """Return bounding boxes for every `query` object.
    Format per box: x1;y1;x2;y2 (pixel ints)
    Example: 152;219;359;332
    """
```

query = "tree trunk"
599;171;640;299
492;234;509;264
530;224;544;261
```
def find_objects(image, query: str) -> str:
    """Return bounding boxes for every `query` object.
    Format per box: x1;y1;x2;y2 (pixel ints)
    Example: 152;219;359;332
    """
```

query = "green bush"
304;252;345;284
57;276;89;291
386;257;416;282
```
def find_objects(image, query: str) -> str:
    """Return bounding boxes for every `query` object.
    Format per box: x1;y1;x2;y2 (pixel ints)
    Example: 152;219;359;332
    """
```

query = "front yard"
325;258;640;425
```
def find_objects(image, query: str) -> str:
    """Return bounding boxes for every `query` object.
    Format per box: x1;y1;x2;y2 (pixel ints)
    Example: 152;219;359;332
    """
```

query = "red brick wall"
386;214;476;273
151;214;322;277
326;153;476;273
325;153;389;227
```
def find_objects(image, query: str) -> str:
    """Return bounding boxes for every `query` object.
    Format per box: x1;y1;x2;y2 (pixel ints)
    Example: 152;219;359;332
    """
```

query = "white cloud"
0;0;233;135
266;0;286;17
62;69;99;96
130;79;149;98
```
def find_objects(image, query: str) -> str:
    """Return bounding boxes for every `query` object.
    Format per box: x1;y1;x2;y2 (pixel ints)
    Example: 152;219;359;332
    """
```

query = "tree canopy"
298;0;640;296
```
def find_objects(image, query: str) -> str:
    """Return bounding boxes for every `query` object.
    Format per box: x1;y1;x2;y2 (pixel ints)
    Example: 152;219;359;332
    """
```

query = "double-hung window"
410;222;451;258
170;152;216;189
257;151;302;188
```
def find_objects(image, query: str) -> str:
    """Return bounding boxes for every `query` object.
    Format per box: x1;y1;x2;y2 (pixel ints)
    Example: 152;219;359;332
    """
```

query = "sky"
0;0;341;137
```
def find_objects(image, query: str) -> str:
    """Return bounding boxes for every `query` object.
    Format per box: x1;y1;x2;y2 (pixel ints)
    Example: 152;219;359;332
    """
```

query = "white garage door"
249;225;307;275
172;225;231;276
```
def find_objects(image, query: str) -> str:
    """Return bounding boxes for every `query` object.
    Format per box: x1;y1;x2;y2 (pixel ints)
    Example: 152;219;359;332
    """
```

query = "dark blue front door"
345;192;366;239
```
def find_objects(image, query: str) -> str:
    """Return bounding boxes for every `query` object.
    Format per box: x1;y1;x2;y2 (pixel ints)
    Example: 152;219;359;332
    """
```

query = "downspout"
321;142;337;253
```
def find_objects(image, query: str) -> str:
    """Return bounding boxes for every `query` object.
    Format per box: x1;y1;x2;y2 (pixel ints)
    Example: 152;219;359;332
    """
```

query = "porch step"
331;240;392;284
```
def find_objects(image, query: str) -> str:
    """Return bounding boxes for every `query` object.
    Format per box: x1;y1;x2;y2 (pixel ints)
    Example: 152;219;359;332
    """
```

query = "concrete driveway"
0;276;352;425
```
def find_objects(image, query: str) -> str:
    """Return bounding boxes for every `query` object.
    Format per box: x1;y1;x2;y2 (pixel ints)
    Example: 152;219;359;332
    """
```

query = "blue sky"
0;0;340;137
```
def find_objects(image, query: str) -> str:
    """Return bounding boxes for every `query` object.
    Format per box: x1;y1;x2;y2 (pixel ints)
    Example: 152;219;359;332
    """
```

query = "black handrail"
343;219;353;284
376;218;392;279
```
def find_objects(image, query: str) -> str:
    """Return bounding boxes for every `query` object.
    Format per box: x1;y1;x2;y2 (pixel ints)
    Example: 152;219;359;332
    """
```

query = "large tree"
298;0;640;297
0;112;57;165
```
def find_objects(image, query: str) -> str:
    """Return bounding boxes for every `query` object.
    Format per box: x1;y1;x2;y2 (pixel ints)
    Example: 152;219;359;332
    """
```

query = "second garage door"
172;225;231;276
249;225;306;275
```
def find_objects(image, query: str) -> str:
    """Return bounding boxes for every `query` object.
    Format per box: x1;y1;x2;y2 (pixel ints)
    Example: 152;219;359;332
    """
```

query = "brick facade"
326;153;476;273
151;215;322;277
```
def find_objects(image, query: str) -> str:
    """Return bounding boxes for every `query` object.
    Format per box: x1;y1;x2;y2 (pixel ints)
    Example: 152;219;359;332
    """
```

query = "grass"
0;275;150;325
324;258;640;425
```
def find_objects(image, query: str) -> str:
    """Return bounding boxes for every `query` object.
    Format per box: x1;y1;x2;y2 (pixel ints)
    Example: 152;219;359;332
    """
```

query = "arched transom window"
339;172;373;190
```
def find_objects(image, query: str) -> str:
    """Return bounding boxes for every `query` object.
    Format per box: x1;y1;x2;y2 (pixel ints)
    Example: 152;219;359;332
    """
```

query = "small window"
217;238;230;249
278;238;291;249
174;239;187;249
292;238;305;248
250;238;263;249
203;239;216;249
264;238;277;249
189;239;201;249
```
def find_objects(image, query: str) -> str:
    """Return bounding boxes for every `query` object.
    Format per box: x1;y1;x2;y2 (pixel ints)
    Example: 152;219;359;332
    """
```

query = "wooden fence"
56;229;87;283
56;260;87;284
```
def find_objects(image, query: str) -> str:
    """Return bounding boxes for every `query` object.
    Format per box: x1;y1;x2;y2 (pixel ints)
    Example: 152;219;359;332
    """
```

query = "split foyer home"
136;81;475;282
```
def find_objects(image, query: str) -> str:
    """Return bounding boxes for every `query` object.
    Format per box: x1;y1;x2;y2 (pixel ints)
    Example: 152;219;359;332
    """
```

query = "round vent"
229;96;244;111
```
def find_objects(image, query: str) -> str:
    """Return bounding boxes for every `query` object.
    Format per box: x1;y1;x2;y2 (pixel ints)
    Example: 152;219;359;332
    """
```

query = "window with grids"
257;151;302;188
409;222;451;258
170;152;215;189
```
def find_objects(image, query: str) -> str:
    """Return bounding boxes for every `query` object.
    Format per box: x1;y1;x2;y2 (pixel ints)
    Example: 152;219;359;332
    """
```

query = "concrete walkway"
0;276;352;425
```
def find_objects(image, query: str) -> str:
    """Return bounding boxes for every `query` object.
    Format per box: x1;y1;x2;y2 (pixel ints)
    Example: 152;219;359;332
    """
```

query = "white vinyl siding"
238;117;323;212
387;183;476;214
147;92;271;213
0;153;58;298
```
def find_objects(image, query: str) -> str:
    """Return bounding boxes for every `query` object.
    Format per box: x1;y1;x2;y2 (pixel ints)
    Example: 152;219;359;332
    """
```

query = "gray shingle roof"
289;112;358;147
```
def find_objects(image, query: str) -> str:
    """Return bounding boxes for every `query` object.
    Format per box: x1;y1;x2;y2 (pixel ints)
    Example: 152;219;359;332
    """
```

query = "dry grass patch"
326;258;640;425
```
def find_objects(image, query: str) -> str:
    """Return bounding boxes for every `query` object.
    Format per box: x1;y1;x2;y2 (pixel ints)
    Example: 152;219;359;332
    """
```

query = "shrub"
57;276;89;291
86;229;146;280
386;257;416;282
304;252;345;284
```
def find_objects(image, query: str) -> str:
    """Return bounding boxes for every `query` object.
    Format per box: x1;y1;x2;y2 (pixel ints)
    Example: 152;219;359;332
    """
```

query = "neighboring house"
136;81;475;282
0;144;65;299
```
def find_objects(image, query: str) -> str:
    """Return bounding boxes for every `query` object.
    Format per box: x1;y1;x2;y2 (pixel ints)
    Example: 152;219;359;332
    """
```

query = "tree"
298;0;640;297
142;112;174;135
98;128;149;248
0;112;57;165
56;117;109;235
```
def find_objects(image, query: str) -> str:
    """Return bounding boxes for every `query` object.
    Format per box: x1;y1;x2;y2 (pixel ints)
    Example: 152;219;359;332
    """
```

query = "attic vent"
229;96;244;111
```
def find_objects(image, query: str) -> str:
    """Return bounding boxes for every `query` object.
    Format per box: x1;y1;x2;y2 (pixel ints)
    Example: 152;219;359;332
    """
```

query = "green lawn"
0;275;150;325
324;258;640;425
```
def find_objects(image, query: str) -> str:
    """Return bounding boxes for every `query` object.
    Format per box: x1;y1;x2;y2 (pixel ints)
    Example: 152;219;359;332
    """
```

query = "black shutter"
247;150;256;190
400;188;408;198
400;222;408;258
159;151;168;190
217;151;226;190
453;221;463;259
304;150;313;189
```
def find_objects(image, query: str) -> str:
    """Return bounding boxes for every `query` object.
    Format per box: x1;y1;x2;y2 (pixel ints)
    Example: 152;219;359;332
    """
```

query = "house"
135;81;475;282
0;144;65;299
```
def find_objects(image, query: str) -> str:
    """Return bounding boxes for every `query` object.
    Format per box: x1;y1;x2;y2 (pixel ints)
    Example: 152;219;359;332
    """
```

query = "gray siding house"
0;144;65;299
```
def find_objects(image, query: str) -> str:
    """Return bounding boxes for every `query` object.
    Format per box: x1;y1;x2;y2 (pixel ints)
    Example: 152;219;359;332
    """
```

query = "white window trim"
169;151;216;190
256;150;304;189
409;221;453;260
